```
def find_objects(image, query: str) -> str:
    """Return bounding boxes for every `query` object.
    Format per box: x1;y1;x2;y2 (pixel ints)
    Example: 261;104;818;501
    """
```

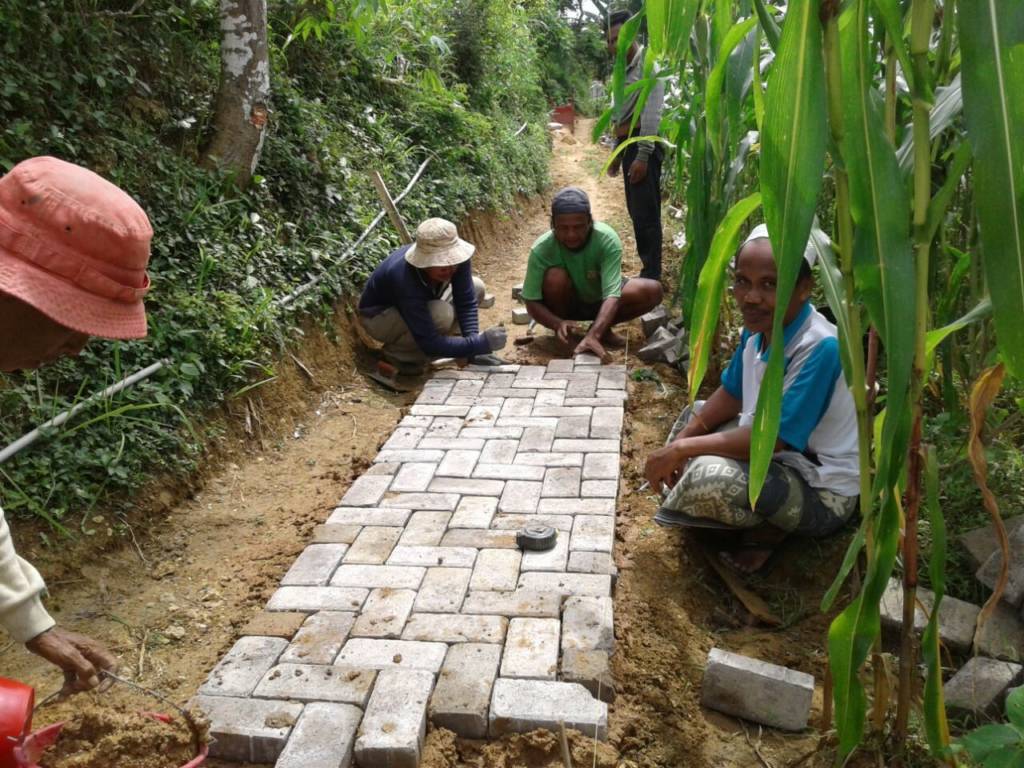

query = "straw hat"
0;156;152;339
405;218;475;269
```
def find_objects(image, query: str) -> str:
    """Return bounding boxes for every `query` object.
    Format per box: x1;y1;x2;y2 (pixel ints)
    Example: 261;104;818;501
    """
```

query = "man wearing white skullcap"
644;224;859;574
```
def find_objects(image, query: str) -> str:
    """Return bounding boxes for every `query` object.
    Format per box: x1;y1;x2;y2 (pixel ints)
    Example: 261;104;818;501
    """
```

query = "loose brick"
436;449;481;478
335;638;447;672
461;590;562;618
581;480;618;498
879;577;980;654
640;305;669;337
520;426;555;452
517;572;612;598
328;507;412;527
397;511;452;546
382;427;426;450
701;648;814;731
339;475;392;507
474;463;546;480
568;551;617;576
520;534;569;573
312;524;362;545
442;528;519;548
409;404;471;416
561;649;615;703
975;602;1024;662
514;365;547;380
538;498;616;516
268;587;368;613
199;636;288;697
282;611;356;665
242;612;308;639
573;353;602;366
542;467;581;498
450;496;498;528
344;527;402;565
192;694;303;763
375;450;445;464
551;439;620;453
555;415;591;439
275;702;362;768
976;524;1024;607
254;664;376;705
351;588;417;638
387;545;478;568
945;656;1024;720
415;567;472;613
429;477;506;496
514;452;584;467
499;480;543;513
355;669;433;768
500;618;560;679
470;549;522;591
489;679;607;739
570;516;615;554
431;643;503;738
382;492;460;510
390;462;438;492
562;596;614;652
480;439;518;465
491;514;574;532
331;565;425;590
402;613;508;643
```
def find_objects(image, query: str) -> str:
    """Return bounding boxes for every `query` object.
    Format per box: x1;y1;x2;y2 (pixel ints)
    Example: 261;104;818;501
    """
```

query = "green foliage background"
0;0;599;526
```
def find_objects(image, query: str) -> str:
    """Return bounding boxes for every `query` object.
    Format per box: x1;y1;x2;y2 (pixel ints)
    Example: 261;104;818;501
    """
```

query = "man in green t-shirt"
522;187;663;359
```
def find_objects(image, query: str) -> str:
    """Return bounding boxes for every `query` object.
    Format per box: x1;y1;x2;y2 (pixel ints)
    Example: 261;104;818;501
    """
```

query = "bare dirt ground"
3;121;857;767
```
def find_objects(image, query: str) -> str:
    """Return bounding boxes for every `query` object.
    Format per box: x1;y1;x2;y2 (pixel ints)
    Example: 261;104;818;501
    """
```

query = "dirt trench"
2;121;852;768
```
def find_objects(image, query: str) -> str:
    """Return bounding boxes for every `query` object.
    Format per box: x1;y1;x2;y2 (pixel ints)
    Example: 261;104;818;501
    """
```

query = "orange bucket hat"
0;156;152;339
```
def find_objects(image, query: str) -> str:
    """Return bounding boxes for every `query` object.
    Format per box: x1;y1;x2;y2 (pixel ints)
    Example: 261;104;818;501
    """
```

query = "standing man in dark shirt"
606;10;665;281
358;218;507;367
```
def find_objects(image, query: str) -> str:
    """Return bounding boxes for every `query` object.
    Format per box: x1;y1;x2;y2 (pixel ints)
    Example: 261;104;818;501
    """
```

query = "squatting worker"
644;225;859;575
0;156;151;691
606;10;665;281
359;218;507;368
522;187;662;361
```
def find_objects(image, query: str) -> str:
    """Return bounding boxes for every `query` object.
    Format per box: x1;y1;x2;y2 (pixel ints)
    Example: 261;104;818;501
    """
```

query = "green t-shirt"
521;222;624;305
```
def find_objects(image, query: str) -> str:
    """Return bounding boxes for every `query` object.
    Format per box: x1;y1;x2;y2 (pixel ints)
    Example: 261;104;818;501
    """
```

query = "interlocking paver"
461;590;562;617
281;544;347;586
397;511;451;546
567;551;617;575
555;415;591;438
491;514;574;531
419;437;485;450
436;449;481;478
199;636;288;697
383;492;460;510
581;480;618;497
282;612;356;665
312;524;362;544
355;669;433;768
473;463;546;480
192;694;303;763
387;545;478;568
331;565;425;590
551;438;620;453
398;415;434;428
335;638;447;672
328;507;411;527
500;398;533;417
449;496;498;528
533;406;592;417
409;404;470;417
500;618;561;679
401;613;508;643
414;567;471;613
351;588;417;638
415;382;454;404
517;572;613;597
375;450;445;464
390;462;438;492
275;702;362;768
442;528;519;548
382;427;426;451
460;426;524;440
466;404;500;426
538;498;616;515
428;477;505;496
339;475;393;506
591;407;623;439
253;664;376;705
366;462;400;476
499;480;542;513
561;596;614;652
519;426;555;452
344;526;402;564
521;533;569;572
268;587;368;613
570;515;615;553
542;467;581;498
534;390;565;407
514;452;583;467
480;439;518;465
489;679;608;739
431;643;502;738
470;549;522;591
495;417;559;429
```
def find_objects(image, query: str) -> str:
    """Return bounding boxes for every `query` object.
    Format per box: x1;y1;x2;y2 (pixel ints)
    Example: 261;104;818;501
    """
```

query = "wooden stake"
558;721;573;768
370;170;412;244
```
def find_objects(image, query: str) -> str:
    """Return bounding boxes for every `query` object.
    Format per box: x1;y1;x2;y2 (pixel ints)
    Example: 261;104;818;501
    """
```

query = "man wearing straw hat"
0;156;150;693
359;217;507;368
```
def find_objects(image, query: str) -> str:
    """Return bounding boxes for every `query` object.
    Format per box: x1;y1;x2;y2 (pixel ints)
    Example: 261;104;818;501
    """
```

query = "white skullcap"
740;223;818;267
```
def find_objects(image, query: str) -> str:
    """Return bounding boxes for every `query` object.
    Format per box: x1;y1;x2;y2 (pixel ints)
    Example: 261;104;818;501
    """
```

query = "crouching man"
522;187;662;360
359;218;507;368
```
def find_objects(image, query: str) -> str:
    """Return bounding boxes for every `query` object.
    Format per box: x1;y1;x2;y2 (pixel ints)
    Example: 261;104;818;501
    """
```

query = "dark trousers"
621;140;663;281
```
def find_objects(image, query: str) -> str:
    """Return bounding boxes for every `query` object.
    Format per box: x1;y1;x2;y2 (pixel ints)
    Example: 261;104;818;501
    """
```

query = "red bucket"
0;678;34;768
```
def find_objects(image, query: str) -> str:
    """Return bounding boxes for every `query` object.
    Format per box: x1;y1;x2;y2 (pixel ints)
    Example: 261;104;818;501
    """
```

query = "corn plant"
603;0;1024;760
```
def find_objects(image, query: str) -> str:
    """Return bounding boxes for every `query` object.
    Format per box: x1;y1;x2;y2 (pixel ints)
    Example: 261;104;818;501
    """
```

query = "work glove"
469;353;508;367
482;325;508;352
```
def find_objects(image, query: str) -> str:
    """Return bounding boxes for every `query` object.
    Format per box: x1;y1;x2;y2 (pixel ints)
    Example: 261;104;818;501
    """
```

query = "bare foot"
601;328;627;348
719;548;775;575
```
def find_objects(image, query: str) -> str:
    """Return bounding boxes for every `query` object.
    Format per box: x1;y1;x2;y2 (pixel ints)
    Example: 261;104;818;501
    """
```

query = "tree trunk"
202;0;270;188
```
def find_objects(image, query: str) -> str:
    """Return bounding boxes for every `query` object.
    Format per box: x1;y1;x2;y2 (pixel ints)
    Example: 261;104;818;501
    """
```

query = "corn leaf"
870;0;914;94
896;73;963;172
749;0;828;506
752;0;781;51
680;121;713;319
611;11;644;115
958;2;1024;378
925;140;973;245
706;17;759;161
921;444;951;755
808;228;855;382
925;297;993;368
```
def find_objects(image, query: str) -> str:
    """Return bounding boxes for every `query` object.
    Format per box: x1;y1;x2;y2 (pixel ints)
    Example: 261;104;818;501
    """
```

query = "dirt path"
2;121;847;768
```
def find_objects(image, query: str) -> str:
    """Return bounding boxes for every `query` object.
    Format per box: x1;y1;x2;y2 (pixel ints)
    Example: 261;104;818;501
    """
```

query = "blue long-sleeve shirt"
358;245;490;359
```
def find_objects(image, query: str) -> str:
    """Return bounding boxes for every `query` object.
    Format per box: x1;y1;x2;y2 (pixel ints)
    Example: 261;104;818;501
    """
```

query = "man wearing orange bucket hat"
0;156;153;694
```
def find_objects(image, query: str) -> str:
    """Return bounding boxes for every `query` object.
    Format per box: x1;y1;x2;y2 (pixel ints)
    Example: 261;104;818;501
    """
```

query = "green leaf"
921;445;951;755
687;192;762;400
926;297;993;365
706;17;759;162
896;73;963;172
925;140;973;245
1006;682;1024;729
752;0;781;51
809;228;855;383
749;0;828;506
611;11;644;117
591;106;614;143
959;1;1024;378
870;0;914;94
960;724;1023;760
599;135;677;177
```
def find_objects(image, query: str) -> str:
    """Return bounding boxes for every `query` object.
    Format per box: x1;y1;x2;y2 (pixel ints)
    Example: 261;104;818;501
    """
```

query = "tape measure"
516;525;557;551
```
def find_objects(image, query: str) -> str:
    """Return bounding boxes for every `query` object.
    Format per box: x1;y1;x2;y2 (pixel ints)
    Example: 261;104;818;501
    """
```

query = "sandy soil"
2;121;859;768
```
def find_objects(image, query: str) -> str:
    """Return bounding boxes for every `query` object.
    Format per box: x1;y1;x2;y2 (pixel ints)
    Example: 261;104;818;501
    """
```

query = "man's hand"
628;158;649;185
574;334;609;362
26;626;118;696
644;441;688;494
607;157;622;178
556;320;582;347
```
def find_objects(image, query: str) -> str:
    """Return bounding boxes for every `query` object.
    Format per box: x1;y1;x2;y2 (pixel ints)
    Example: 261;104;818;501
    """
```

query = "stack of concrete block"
638;325;687;365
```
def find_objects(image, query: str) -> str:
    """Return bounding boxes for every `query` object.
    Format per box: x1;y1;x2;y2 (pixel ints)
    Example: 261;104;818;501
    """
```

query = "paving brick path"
193;356;624;767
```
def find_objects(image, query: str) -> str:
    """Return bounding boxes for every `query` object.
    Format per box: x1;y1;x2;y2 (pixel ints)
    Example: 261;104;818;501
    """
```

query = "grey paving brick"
565;379;597;399
281;612;356;665
591;407;623;439
573;353;602;366
442;528;519;548
485;372;517;386
533;406;593;418
879;577;980;654
597;371;627;390
581;480;619;497
282;544;347;586
398;415;434;428
431;643;502;738
474;463;546;480
546;358;575;373
945;656;1024;720
239;612;313;641
564;396;627;406
542;467;581;498
701;647;814;731
192;694;303;763
199;636;288;697
514;365;547;379
481;387;537;398
355;669;433;768
419;437;486;451
470;549;522;591
429;476;506;496
448;397;503;407
415;382;454;405
568;551;617;576
390;462;438;492
977;524;1024;607
449;496;498;528
561;649;615;703
460;426;524;440
489;679;607;739
495;417;560;429
275;702;362;768
383;492;461;510
331;565;425;590
254;664;376;705
268;587;368;613
339;475;393;507
382;427;426;451
415;567;472;613
387;545;479;568
343;526;402;565
465;404;500;426
570;515;615;553
519;426;555;452
409;404;471;416
534;390;565;407
501;618;560;679
491;514;574;532
397;511;452;546
976;602;1024;662
514;452;584;467
375;450;445;464
562;596;614;653
328;507;411;527
335;638;447;672
461;590;562;618
402;613;508;643
959;515;1024;569
351;588;417;638
538;498;616;515
433;369;489;379
480;439;519;465
436;449;480;478
520;533;569;573
365;462;400;476
517;572;613;597
500;397;534;417
451;379;484;399
551;438;620;453
499;480;543;513
555;415;591;438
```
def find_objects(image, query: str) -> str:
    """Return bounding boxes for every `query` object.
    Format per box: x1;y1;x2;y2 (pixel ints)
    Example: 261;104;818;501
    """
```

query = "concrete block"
568;551;617;576
199;636;288;697
470;549;522;591
451;379;484;399
275;702;362;768
343;526;402;565
551;439;620;453
512;307;530;324
330;565;425;590
281;611;356;665
280;544;348;585
354;669;433;768
428;476;506;496
565;379;597;399
192;694;302;763
449;496;498;528
397;510;451;547
562;596;614;653
514;452;584;467
570;515;615;554
500;397;534;417
564;395;627;407
339;475;392;507
442;528;519;549
532;406;593;417
254;664;376;705
512;282;524;301
328;507;411;527
496;417;559;429
431;643;502;738
520;533;569;572
976;602;1024;662
480;439;518;465
433;369;489;380
414;567;472;613
514;365;547;380
383;492;461;510
641;305;669;337
637;330;682;364
390;462;438;492
402;613;508;643
519;426;555;452
474;463;546;480
518;572;612;598
879;577;980;654
591;407;623;439
977;523;1024;607
312;524;362;545
397;415;434;428
514;379;568;390
501;618;560;679
241;612;307;640
461;590;562;618
561;649;616;703
701;647;814;731
335;638;448;673
959;515;1024;569
382;427;425;451
460;427;524;441
538;497;616;516
480;292;496;308
375;450;445;465
492;514;574;532
387;545;479;568
542;467;581;498
267;587;367;613
555;415;591;439
597;371;627;391
489;679;607;739
945;656;1023;720
436;449;481;478
481;387;537;399
499;480;543;513
351;588;417;638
